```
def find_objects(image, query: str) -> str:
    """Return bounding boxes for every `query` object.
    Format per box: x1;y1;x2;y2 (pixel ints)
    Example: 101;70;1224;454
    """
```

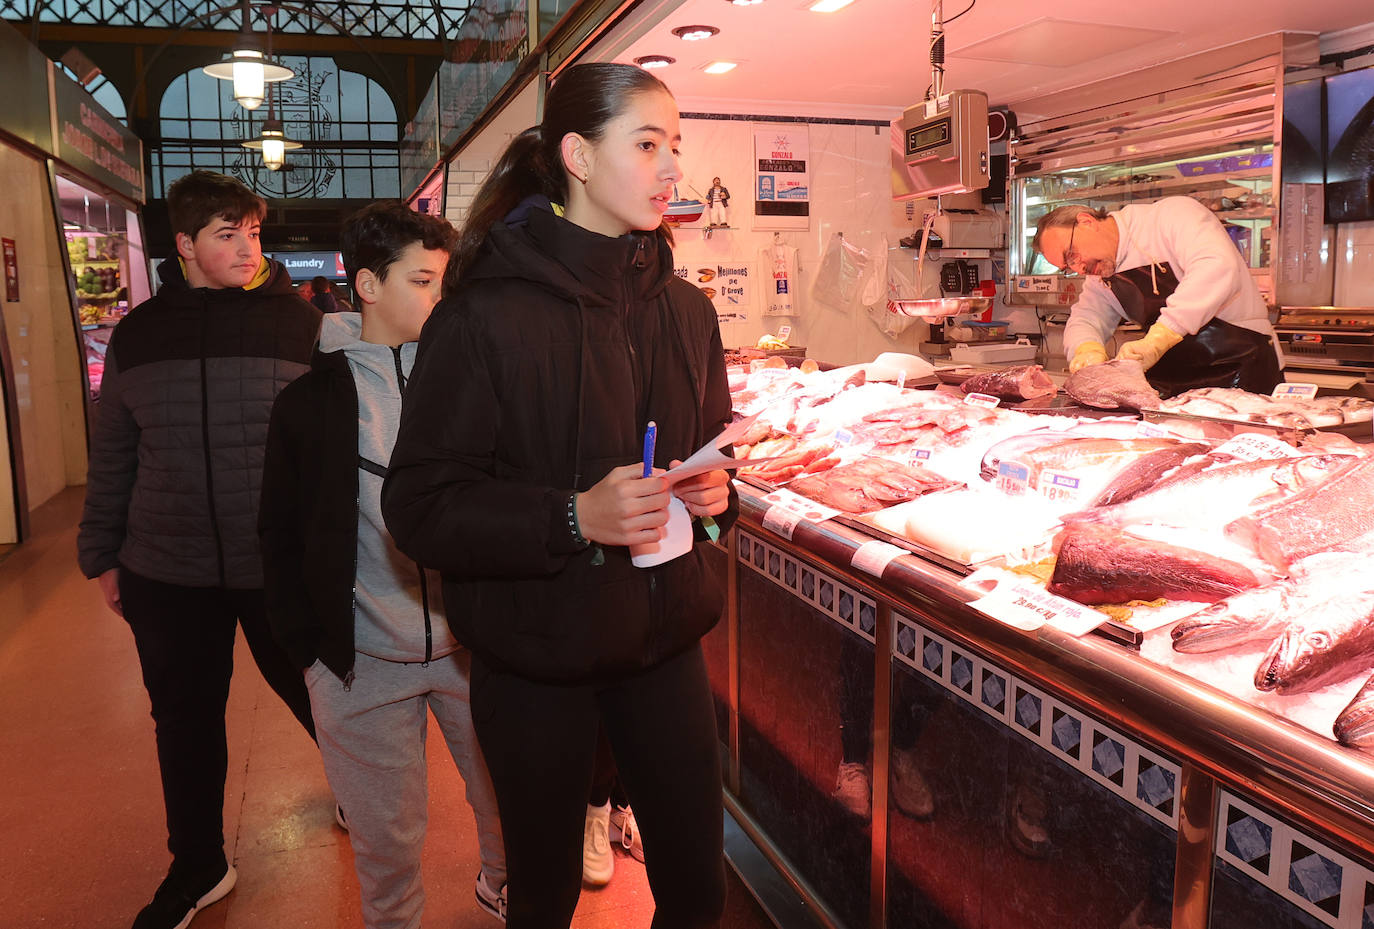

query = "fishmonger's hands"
575;464;671;546
1068;341;1109;374
1116;321;1183;371
669;463;731;518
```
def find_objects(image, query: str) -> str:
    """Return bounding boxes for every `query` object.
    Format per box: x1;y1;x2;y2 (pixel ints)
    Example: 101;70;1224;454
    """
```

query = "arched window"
57;64;127;125
151;55;399;200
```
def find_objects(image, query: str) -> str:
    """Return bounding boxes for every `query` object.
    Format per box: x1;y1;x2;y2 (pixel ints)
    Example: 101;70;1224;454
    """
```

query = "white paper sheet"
663;412;778;484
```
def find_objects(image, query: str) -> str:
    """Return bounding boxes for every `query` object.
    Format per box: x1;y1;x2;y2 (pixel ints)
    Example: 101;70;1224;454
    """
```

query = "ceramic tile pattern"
0;489;773;929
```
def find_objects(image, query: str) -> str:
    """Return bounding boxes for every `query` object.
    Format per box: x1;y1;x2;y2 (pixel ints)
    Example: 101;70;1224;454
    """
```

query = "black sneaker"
131;862;237;929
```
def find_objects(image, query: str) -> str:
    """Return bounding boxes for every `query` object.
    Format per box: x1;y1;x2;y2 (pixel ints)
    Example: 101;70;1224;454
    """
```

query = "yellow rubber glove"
1116;321;1184;371
1068;341;1109;374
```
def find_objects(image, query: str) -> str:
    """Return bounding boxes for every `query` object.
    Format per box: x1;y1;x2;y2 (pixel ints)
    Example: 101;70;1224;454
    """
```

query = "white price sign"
1135;420;1173;438
760;488;839;539
1214;432;1301;462
1039;468;1083;503
851;540;907;578
964;392;1001;409
962;569;1107;635
1272;382;1318;400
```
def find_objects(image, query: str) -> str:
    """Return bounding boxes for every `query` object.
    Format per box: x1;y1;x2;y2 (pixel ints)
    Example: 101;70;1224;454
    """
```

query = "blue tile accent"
1289;842;1343;917
1091;732;1126;786
768;550;781;578
1014;688;1042;735
819;580;834;610
738;535;751;561
1136;759;1175;815
896;622;917;660
981;670;1007;714
858;600;876;636
1051;708;1081;757
839;589;854;623
784;559;797;588
801;569;815;599
753;543;766;569
1224;806;1272;874
922;638;943;675
951;653;974;694
1363;879;1374;929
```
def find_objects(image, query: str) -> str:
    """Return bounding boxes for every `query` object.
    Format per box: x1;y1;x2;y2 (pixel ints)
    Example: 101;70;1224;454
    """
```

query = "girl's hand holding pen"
575;464;671;546
670;463;730;517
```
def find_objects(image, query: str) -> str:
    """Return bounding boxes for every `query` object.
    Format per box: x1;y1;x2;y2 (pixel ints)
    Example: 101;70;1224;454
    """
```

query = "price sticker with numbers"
909;447;932;463
1214;432;1301;462
996;460;1031;495
1039;469;1082;503
1272;382;1318;400
760;488;839;540
964;392;1001;409
833;428;854;447
777;325;793;342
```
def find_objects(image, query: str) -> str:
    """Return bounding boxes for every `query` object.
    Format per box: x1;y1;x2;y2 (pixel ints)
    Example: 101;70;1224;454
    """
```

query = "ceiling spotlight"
634;55;677;69
703;61;738;74
671;25;720;40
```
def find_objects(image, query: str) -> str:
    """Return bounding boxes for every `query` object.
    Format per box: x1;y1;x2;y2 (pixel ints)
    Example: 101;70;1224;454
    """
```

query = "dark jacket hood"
155;255;297;301
465;196;675;306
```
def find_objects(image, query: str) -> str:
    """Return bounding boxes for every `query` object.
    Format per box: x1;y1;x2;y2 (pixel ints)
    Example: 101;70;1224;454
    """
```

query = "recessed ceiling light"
703;61;738;74
634;55;676;69
672;25;720;40
808;0;854;11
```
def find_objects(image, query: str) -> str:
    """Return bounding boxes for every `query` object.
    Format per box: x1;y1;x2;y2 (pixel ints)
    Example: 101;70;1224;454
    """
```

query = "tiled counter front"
713;491;1374;929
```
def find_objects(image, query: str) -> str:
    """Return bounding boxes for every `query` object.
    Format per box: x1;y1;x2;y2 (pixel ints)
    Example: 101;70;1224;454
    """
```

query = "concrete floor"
0;487;773;929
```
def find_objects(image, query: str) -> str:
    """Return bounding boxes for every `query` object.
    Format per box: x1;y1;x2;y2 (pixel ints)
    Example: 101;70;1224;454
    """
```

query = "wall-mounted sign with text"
51;70;144;204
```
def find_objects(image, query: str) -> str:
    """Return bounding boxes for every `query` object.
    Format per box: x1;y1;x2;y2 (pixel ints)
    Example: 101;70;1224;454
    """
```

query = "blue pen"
642;421;657;478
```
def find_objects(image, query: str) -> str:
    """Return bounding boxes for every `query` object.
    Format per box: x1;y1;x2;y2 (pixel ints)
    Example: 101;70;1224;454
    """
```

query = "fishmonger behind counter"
1033;196;1283;397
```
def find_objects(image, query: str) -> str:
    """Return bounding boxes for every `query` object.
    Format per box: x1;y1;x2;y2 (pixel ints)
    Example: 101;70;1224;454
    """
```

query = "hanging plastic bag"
812;232;869;311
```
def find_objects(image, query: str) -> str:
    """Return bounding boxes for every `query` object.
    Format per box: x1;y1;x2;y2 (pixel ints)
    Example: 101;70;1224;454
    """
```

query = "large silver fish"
1171;551;1369;654
1064;359;1160;412
1253;587;1374;694
1227;457;1374;570
1334;673;1374;750
1064;454;1353;532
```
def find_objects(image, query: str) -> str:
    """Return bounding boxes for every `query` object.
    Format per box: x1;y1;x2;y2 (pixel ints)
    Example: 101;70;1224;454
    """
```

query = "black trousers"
118;566;316;869
471;644;725;929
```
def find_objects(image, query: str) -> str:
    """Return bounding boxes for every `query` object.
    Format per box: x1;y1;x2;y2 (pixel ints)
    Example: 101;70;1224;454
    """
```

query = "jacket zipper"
199;296;227;586
346;352;360;689
392;345;431;664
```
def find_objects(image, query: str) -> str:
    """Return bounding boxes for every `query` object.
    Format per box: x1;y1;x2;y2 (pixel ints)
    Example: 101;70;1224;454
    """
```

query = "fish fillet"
1048;524;1258;606
961;364;1057;401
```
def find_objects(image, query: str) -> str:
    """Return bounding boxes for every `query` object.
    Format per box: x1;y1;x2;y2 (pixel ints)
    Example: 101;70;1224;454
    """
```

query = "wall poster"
753;125;810;230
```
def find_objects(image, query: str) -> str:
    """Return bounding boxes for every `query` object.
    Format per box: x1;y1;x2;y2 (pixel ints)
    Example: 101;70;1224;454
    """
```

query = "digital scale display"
905;117;951;157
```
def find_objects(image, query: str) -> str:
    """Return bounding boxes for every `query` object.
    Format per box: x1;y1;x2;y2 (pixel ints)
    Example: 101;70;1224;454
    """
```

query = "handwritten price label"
777;325;793;341
964;392;1001;409
1272;382;1318;400
851;540;907;578
760;488;839;539
1135;420;1173;438
995;460;1031;496
1214;432;1301;462
962;570;1106;635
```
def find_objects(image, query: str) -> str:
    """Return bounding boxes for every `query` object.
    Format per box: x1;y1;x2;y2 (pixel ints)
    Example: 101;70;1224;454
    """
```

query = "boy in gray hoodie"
259;201;506;927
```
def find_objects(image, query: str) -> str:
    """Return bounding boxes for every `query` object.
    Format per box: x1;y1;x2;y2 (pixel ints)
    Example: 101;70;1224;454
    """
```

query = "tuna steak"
1065;358;1161;411
961;364;1057;401
1047;524;1259;606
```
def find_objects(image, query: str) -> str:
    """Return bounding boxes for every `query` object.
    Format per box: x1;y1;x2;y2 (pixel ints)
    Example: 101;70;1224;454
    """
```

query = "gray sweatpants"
306;649;506;929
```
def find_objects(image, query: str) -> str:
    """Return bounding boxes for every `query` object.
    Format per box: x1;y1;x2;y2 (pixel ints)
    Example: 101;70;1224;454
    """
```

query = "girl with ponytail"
385;62;736;928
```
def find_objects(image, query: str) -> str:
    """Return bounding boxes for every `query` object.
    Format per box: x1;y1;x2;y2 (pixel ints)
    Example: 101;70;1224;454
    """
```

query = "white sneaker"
582;802;614;885
832;761;872;820
609;805;644;862
474;869;507;922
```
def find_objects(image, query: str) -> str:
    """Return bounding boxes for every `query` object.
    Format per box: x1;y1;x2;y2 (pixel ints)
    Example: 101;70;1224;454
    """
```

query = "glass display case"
1010;142;1276;283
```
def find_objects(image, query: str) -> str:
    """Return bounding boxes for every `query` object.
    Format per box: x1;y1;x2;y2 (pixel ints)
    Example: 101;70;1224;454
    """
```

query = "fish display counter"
708;358;1374;929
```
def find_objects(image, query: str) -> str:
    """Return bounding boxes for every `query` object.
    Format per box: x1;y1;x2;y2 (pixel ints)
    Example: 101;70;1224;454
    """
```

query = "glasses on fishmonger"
1057;220;1082;273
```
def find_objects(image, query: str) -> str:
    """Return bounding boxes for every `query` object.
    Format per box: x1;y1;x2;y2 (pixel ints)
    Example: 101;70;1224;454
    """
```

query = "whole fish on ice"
1253;586;1374;694
1334;673;1374;749
1064;358;1161;412
1227;457;1374;569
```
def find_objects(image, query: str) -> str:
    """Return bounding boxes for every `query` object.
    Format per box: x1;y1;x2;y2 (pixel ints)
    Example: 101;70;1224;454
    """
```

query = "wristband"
567;492;588;546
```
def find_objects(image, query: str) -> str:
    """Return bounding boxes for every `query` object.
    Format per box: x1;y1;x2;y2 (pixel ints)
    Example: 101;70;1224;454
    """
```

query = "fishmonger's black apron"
1105;262;1282;400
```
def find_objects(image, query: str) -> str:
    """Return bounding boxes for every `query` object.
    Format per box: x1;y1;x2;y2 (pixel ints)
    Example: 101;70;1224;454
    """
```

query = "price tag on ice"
1273;382;1318;400
760;488;839;539
1135;420;1173;438
963;392;1001;409
909;447;932;462
896;369;908;389
962;570;1107;635
851;540;907;578
833;428;855;447
1214;432;1301;462
1038;468;1083;503
777;325;793;341
995;460;1031;495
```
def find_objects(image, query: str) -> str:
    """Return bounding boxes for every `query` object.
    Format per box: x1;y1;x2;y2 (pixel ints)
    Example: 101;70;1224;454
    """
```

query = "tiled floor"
0;488;774;929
